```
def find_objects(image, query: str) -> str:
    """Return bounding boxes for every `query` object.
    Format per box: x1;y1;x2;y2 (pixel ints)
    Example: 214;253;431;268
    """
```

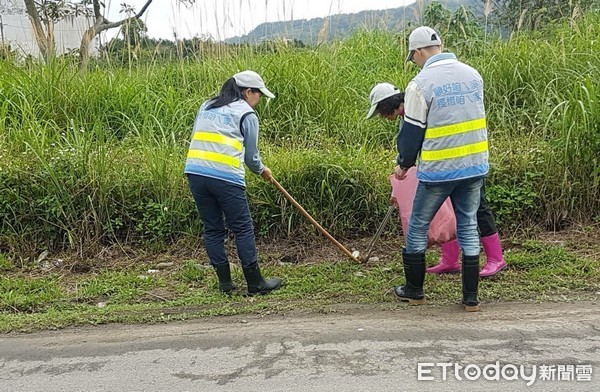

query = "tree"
78;0;155;70
121;11;147;48
24;0;196;69
422;1;483;53
487;0;600;32
23;0;90;62
423;0;452;31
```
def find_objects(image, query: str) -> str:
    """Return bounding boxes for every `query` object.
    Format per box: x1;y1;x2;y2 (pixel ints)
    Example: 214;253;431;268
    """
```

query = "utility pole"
0;15;5;48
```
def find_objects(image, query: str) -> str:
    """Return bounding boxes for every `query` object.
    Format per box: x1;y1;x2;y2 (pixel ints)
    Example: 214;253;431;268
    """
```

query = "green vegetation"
1;1;599;333
1;244;598;332
2;13;599;255
0;253;15;272
218;0;600;45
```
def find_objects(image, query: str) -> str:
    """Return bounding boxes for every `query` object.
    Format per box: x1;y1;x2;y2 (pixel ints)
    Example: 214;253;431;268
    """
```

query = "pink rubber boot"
426;239;461;274
480;233;507;278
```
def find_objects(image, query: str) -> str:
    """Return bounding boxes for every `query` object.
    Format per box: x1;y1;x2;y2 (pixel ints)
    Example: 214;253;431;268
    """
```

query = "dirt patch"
532;225;600;259
9;224;599;278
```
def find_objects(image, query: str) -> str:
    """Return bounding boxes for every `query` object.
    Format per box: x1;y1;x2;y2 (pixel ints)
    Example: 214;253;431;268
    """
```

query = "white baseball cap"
232;70;275;99
406;26;442;62
366;83;401;119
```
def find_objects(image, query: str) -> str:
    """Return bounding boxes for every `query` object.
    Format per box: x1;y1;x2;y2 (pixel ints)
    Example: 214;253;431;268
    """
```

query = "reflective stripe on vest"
412;54;489;182
425;118;486;139
193;131;243;151
421;140;488;161
421;117;488;162
184;100;254;187
187;149;241;168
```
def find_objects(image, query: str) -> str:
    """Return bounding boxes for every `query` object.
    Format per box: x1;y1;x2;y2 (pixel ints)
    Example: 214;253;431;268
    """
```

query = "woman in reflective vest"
185;70;281;295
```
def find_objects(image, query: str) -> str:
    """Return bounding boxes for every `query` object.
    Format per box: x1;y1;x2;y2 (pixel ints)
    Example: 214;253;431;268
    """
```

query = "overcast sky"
103;0;415;41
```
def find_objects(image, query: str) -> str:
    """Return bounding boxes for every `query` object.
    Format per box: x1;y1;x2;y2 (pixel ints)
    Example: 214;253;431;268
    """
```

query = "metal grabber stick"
360;205;396;262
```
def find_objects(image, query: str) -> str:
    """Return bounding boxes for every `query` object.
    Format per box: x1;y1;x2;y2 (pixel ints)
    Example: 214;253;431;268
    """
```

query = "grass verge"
1;240;599;333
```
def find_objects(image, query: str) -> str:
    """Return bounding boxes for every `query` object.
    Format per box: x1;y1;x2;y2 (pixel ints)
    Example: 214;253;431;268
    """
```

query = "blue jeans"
187;174;257;268
406;178;483;256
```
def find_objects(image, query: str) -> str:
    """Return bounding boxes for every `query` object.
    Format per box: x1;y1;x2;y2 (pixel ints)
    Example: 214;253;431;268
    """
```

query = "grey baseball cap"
406;26;442;62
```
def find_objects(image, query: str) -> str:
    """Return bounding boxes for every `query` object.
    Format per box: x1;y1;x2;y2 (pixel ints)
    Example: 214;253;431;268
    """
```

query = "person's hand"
389;196;398;209
394;165;408;180
260;166;273;183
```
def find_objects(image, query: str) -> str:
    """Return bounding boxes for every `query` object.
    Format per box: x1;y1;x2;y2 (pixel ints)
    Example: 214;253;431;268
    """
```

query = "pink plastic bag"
390;168;457;246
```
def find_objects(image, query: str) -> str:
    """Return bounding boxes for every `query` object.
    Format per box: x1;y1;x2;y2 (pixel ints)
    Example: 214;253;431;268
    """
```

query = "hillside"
226;0;480;44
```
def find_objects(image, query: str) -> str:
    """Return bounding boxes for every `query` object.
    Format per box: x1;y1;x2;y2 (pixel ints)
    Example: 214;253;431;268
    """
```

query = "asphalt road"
1;301;599;391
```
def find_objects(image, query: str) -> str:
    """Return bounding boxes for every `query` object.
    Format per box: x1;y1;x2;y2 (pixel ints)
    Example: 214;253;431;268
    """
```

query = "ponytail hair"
206;78;244;110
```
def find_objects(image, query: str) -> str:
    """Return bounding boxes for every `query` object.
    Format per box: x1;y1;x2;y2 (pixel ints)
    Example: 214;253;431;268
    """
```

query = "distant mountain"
226;0;481;44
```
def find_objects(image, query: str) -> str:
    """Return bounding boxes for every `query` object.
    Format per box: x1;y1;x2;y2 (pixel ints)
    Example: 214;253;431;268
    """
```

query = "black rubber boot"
462;255;480;312
214;263;236;293
242;264;282;295
394;250;426;305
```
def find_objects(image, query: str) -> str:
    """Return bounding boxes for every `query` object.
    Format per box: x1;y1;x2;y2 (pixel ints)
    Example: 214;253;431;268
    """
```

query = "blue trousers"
187;174;257;268
406;178;483;256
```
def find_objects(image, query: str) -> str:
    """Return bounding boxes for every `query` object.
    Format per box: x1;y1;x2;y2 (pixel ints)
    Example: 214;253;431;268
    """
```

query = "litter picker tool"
359;205;396;262
271;178;359;262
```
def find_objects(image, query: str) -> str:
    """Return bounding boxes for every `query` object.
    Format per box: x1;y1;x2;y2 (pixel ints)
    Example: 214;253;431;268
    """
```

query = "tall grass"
0;14;599;256
478;15;600;226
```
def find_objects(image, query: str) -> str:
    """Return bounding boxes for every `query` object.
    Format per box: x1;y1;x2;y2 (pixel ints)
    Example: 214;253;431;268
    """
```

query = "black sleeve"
397;120;426;168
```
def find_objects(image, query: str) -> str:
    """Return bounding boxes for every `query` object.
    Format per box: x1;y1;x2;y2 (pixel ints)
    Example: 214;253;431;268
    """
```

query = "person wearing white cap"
366;82;405;120
184;70;281;296
392;26;492;312
367;83;506;281
404;26;443;64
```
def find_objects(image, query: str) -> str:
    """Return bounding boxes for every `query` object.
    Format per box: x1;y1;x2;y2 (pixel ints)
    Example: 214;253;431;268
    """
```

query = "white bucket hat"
232;70;275;99
366;83;401;119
